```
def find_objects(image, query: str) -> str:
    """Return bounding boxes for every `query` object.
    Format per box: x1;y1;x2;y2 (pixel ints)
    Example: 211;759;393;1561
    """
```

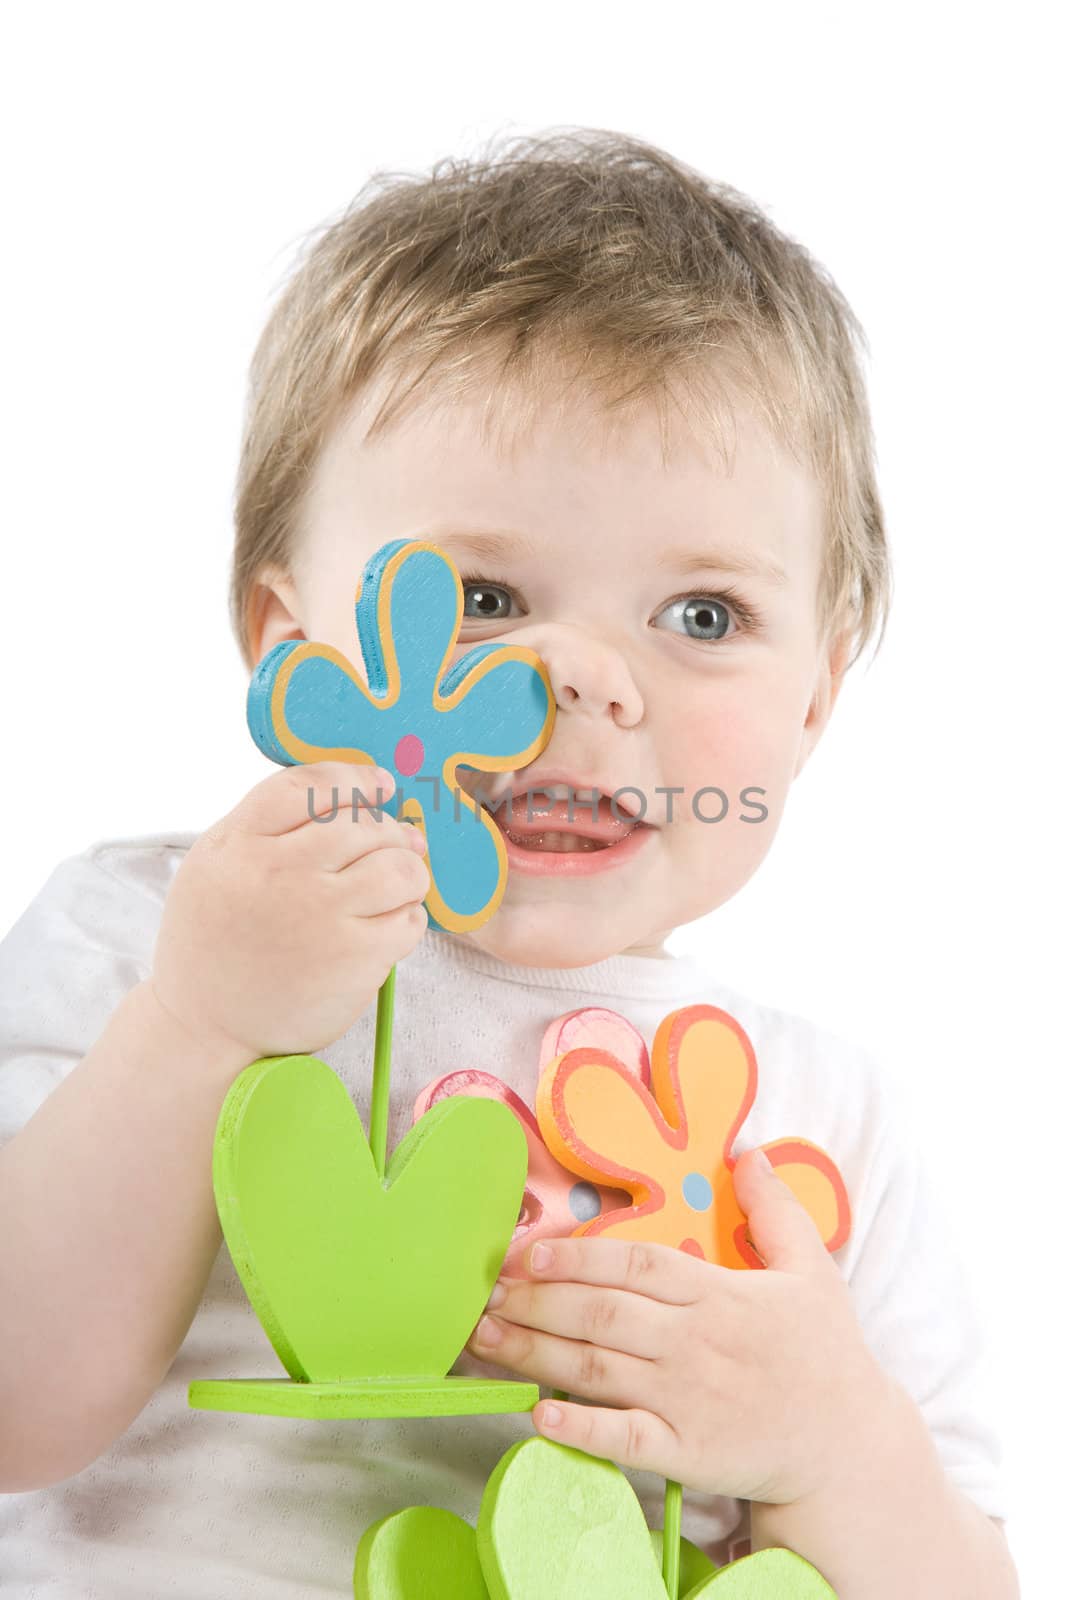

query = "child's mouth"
492;797;654;877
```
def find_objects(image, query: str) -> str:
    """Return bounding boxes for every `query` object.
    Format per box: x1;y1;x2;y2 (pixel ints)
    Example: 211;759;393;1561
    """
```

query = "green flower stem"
662;1478;682;1598
370;965;397;1177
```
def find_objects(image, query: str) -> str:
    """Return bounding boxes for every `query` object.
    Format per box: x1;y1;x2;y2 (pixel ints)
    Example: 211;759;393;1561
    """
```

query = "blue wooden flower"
247;538;555;933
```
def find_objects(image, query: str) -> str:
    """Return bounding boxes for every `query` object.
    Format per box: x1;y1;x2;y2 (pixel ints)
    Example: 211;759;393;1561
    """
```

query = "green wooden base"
187;1375;540;1420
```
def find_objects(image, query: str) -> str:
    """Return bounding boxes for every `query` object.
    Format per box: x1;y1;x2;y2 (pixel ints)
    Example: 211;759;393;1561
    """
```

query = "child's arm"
745;1096;1019;1597
0;759;430;1492
749;1392;1018;1597
0;979;252;1489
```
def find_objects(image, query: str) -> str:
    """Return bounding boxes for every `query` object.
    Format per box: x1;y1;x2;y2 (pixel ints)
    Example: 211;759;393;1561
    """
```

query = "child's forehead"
299;365;824;609
316;354;812;491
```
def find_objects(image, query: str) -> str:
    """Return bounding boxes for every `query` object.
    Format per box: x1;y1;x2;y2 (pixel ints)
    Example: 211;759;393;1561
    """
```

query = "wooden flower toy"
536;1004;851;1266
412;1009;650;1275
188;538;556;1422
246;536;555;932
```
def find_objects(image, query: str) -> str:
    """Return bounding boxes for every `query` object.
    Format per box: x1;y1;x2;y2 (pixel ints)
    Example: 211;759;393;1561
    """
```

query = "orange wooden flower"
536;1004;850;1267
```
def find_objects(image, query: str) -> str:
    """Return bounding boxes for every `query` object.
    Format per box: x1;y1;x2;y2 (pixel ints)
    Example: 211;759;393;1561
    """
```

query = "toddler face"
253;369;846;967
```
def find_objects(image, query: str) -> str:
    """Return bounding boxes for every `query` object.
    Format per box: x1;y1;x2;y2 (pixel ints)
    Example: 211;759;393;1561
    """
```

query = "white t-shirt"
0;833;1007;1597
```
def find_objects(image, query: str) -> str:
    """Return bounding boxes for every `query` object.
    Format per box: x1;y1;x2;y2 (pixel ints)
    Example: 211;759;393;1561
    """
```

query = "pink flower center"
394;733;424;777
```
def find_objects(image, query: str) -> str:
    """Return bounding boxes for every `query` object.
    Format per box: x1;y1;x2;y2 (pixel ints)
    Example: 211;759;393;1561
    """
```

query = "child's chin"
459;908;626;971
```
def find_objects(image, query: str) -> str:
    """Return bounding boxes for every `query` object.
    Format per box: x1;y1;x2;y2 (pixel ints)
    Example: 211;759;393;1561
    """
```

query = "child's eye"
652;590;753;643
459;575;759;640
460;577;523;622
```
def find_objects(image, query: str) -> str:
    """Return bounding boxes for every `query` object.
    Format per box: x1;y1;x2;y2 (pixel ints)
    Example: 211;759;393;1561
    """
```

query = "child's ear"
793;628;851;779
247;565;307;665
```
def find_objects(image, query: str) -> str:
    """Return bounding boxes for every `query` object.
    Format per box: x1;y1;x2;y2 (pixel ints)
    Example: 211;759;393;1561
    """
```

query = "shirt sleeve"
840;1065;1010;1524
0;838;180;1151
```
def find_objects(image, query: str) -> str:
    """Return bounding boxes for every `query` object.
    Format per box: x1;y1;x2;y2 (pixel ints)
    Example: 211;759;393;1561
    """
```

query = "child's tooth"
527;830;603;853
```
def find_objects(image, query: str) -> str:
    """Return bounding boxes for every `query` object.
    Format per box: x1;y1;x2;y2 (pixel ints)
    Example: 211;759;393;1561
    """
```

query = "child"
0;130;1018;1597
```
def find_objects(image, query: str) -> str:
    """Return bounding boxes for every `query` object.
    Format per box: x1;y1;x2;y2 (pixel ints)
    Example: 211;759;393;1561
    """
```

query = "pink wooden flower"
412;1009;649;1277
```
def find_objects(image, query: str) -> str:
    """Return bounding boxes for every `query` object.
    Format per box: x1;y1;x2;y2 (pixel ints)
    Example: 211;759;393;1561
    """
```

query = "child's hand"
150;760;430;1061
467;1147;896;1507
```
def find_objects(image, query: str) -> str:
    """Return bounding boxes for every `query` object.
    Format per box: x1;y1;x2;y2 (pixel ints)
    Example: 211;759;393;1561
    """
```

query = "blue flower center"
682;1172;713;1212
567;1182;602;1222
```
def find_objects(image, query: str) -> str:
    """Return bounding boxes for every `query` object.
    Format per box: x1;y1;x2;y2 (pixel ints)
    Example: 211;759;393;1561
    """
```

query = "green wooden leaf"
213;1054;527;1381
354;1505;489;1598
477;1437;670;1599
688;1548;838;1596
349;1442;838;1598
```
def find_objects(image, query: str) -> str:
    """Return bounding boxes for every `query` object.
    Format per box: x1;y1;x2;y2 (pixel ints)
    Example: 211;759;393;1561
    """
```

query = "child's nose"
513;620;645;730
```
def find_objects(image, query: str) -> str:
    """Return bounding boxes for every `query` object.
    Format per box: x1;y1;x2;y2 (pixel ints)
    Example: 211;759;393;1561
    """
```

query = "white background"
1;2;1062;1590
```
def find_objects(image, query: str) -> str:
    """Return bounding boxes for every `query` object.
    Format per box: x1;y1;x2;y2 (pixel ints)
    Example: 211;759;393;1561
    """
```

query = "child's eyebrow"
428;526;788;587
660;546;789;586
424;527;539;564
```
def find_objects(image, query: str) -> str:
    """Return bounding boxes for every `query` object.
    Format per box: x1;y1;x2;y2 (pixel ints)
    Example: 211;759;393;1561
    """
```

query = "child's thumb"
731;1147;829;1273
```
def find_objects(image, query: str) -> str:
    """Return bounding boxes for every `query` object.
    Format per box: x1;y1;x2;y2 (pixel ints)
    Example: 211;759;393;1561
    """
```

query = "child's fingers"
226;758;431;870
230;760;395;838
361;899;431;950
469;1312;650;1408
337;843;433;920
532;1398;680;1480
287;791;427;874
483;1277;671;1360
520;1236;723;1305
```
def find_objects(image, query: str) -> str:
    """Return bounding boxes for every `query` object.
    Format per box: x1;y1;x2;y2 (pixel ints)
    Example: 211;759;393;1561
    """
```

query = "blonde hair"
232;127;890;671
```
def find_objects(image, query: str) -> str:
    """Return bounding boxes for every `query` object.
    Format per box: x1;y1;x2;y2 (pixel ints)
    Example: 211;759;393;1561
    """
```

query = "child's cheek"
665;695;792;820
